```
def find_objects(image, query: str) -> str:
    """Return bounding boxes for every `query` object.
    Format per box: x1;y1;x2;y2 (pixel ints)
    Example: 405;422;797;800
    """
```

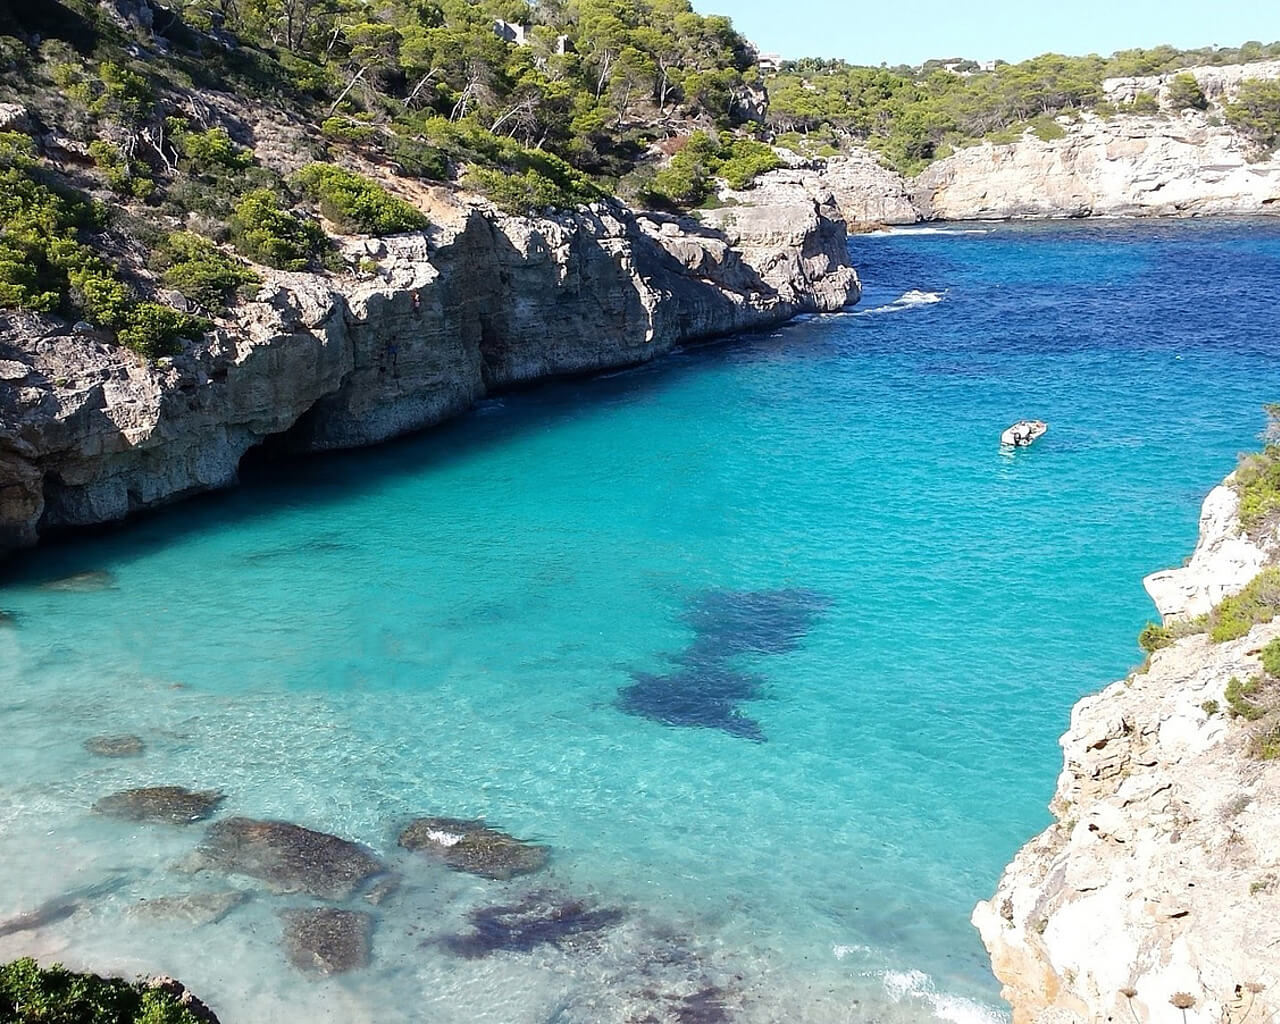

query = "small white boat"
1001;420;1048;447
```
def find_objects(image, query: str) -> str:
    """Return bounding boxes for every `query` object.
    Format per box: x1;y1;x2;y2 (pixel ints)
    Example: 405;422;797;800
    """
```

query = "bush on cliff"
0;957;209;1023
1166;73;1209;111
0;130;206;357
156;232;259;309
1206;567;1280;642
292;164;429;236
1226;79;1280;154
641;131;782;209
1233;406;1280;533
229;189;328;270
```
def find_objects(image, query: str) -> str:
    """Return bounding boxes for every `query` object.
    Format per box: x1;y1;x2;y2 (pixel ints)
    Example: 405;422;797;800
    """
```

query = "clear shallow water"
3;219;1280;1023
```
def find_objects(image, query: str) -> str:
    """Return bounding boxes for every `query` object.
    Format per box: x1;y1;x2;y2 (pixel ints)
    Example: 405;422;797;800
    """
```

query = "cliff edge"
973;482;1280;1024
0;177;859;558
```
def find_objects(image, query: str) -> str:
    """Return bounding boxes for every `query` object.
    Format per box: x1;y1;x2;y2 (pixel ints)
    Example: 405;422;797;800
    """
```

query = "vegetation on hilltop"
0;0;783;355
766;42;1280;174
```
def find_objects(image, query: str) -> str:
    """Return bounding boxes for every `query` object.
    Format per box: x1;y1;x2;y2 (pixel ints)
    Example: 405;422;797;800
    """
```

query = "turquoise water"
3;219;1280;1023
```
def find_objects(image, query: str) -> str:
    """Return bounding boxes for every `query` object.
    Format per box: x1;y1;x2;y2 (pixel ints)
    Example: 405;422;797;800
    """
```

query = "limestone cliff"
811;58;1280;224
913;113;1280;221
0;178;859;557
973;483;1280;1024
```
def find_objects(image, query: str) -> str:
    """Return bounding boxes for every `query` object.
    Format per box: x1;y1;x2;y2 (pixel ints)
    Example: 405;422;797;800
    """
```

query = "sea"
2;218;1279;1023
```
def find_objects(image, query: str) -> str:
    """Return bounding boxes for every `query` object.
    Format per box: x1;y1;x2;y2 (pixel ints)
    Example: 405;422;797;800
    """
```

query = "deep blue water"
2;218;1279;1024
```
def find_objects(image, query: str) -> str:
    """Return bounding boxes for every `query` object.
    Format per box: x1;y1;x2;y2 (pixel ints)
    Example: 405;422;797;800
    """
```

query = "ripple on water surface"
3;219;1280;1022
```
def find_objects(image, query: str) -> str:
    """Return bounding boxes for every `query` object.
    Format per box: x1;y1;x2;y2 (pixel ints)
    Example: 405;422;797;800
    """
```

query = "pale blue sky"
694;0;1280;65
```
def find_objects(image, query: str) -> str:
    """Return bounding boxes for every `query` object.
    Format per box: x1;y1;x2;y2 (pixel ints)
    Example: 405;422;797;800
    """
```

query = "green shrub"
717;137;782;188
1208;567;1280;642
387;136;451;181
1201;699;1220;716
88;140;153;198
1225;674;1267;720
643;131;779;209
321;116;378;145
292;164;429;235
429;121;603;213
1139;621;1173;653
171;123;252;171
157;232;259;308
1254;725;1280;759
115;302;209;358
229;189;327;269
0;958;208;1023
1124;91;1161;115
1029;115;1066;142
1226;78;1280;154
1262;637;1280;677
1166;73;1208;111
1235;445;1280;532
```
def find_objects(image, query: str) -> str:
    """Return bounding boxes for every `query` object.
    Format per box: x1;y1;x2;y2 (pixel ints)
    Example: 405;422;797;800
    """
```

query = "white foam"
851;289;947;316
425;828;465;847
877;967;1009;1024
898;289;944;305
832;942;873;960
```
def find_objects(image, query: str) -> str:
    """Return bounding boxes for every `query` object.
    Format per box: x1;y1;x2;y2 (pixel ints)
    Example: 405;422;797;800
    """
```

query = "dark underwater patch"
617;665;766;742
440;891;625;959
616;587;831;742
678;588;832;661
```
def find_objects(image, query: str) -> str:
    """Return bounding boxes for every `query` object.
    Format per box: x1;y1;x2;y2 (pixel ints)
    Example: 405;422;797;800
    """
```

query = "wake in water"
877;226;994;236
851;289;947;315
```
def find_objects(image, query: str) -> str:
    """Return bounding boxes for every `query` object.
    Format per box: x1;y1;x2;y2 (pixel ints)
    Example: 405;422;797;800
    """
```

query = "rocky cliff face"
0;178;859;557
813;62;1280;226
973;483;1280;1024
913;113;1280;220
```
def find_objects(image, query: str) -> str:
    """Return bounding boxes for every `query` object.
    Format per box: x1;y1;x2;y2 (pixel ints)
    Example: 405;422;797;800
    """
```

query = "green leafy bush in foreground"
292;164;428;236
0;958;207;1024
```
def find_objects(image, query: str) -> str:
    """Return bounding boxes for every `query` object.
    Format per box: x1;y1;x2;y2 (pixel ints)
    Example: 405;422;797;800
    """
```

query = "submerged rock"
93;786;225;824
0;874;131;937
193;817;386;900
0;609;16;627
679;587;832;662
84;734;145;758
398;817;549;880
442;890;625;959
617;665;766;742
279;907;373;974
130;890;248;926
38;569;116;592
618;587;832;742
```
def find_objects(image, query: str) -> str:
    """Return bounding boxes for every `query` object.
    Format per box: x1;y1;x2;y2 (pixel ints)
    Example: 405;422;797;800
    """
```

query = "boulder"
84;734;145;758
93;786;225;824
131;890;248;926
398;817;549;880
279;907;373;974
39;570;116;592
194;817;386;900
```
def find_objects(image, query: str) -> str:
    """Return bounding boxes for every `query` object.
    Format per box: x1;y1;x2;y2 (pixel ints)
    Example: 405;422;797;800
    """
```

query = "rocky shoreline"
973;480;1280;1024
0;175;859;560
